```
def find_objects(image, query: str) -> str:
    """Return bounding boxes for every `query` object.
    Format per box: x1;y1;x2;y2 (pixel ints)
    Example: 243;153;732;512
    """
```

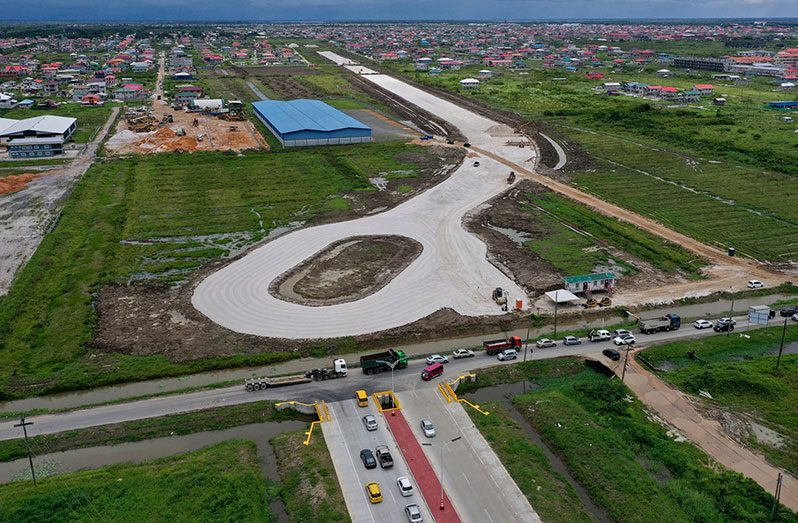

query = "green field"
461;358;796;522
272;429;350;523
387;63;798;262
0;104;113;143
526;192;704;276
0;143;435;397
0;440;275;522
642;325;798;473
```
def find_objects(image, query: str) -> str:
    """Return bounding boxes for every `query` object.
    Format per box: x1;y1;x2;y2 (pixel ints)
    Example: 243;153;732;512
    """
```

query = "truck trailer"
483;336;523;355
245;374;311;391
360;349;408;375
639;314;681;335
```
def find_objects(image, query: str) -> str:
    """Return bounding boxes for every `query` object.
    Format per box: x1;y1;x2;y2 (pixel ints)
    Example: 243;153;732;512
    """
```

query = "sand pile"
0;173;42;195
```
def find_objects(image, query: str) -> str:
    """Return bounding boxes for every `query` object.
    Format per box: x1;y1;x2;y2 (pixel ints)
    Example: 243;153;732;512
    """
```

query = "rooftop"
252;99;371;134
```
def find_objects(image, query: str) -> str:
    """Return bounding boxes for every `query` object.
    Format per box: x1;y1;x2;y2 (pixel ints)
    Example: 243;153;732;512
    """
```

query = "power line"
13;417;36;486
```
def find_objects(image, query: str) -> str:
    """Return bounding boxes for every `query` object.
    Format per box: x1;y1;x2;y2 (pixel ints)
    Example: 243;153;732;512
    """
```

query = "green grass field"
0;143;437;398
0;104;113;143
642;325;798;473
271;429;350;523
0;440;275;522
388;64;798;262
461;358;796;522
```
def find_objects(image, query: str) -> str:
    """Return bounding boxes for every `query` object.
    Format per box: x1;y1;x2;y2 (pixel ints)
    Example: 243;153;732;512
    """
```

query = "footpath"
617;353;798;512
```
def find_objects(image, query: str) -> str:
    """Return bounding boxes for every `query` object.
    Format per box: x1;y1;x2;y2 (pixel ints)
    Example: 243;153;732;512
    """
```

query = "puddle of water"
485;224;534;247
464;382;611;523
0;420;308;522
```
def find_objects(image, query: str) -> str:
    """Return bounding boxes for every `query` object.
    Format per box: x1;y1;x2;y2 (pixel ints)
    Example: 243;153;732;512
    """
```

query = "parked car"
613;329;632;337
420;419;436;438
497;348;518;361
792;313;798;322
536;338;556;348
365;482;383;504
588;329;611;342
375;445;394;469
405;503;423;523
452;349;475;359
397;476;414;497
613;334;636;346
563;336;582;346
779;306;798;317
693;319;713;329
426;354;449;365
360;449;377;469
602;348;621;361
748;279;764;289
362;415;378;432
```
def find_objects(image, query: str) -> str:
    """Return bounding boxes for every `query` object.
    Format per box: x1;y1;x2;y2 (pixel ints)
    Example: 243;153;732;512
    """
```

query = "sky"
3;0;796;22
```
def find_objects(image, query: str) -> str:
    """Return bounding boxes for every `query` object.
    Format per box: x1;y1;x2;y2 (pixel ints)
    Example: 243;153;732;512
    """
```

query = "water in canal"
0;420;309;522
464;381;611;523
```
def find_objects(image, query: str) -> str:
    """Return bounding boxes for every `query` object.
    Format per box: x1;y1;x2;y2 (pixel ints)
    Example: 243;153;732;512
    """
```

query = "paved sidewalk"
616;353;798;511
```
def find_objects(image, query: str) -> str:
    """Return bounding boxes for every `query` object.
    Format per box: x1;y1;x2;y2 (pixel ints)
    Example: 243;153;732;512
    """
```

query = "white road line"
461;471;471;487
484;507;495;522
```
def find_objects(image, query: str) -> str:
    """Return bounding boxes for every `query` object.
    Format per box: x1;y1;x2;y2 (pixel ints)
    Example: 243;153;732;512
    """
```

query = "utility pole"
523;323;531;363
776;318;788;371
728;291;735;337
770;472;783;521
553;290;559;338
14;417;36;486
621;347;631;383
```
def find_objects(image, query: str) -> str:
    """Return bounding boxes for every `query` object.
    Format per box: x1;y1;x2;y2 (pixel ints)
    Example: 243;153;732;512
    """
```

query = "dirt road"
608;353;798;511
0;105;120;295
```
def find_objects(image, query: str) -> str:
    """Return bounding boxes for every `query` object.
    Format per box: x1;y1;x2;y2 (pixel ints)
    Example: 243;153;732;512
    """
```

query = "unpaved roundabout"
192;64;537;338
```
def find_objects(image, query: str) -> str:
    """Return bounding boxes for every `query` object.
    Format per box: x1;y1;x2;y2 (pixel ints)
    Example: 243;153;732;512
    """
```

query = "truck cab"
589;329;611;342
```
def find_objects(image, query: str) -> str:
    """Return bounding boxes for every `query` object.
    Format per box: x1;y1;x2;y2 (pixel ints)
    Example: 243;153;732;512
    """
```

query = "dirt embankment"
271;235;423;306
92;146;465;361
0;172;44;195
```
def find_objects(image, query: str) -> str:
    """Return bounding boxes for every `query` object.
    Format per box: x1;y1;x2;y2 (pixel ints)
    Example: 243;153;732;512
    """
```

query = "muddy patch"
270;235;422;306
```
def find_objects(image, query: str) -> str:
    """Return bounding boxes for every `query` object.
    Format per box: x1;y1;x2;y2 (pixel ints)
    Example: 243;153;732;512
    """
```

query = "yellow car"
365;482;383;504
356;389;369;407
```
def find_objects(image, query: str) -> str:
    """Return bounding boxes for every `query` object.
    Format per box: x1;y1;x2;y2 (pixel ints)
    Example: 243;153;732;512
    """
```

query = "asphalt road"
322;399;434;523
0;315;761;442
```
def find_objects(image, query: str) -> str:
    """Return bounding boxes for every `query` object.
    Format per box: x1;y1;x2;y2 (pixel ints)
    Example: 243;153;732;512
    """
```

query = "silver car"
405;503;423;523
420;418;435;438
397;476;414;497
362;415;378;431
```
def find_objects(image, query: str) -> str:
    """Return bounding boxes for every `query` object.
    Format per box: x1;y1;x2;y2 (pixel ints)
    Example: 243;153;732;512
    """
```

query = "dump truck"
360;349;408;375
244;374;311;391
483;336;523;355
305;359;348;381
639;313;681;335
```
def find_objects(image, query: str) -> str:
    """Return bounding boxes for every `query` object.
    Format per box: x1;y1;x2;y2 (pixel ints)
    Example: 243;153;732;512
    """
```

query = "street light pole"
621;347;631;383
553;290;559;338
728;289;735;337
523;322;531;363
374;359;399;406
422;436;462;511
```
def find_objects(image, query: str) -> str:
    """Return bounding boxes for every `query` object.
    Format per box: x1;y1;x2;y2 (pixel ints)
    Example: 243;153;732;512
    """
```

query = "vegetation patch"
466;401;594;523
642;325;798;473
271;429;350;523
0;440;275;522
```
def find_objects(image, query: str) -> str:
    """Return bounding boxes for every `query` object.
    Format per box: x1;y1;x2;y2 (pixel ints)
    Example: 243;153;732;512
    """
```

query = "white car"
452;349;474;359
693;319;713;329
497;349;518;361
405;503;423;523
792;313;798;322
613;329;632;337
748;279;764;289
362;415;378;431
536;338;556;348
425;354;448;365
613;334;636;346
397;476;414;497
420;418;436;438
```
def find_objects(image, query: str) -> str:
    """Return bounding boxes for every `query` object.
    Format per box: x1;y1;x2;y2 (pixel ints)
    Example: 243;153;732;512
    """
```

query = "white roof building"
459;78;480;87
0;115;77;143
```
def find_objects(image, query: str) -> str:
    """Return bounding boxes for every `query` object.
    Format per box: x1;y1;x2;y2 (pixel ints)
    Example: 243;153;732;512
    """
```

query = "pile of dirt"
153;126;177;139
271;235;423;306
0;172;42;195
160;136;199;152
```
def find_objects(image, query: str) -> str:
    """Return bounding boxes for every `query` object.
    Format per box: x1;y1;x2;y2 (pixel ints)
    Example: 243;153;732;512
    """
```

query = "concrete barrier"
275;400;318;416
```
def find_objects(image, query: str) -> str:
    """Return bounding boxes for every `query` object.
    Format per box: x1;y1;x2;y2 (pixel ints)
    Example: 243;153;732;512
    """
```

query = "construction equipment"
304;359;348;381
483;336;523;356
599;297;612;307
640;314;681;334
583;298;598;309
161;114;173;123
192;118;199;127
229;125;239;132
360;349;408;375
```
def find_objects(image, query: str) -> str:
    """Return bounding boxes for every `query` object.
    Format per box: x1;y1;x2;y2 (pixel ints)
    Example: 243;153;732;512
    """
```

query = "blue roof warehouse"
252;99;372;147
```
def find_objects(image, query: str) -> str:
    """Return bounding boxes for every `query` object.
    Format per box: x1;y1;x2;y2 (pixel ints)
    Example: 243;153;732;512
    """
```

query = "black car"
360;449;377;469
713;319;735;332
780;307;798;317
602;348;621;361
